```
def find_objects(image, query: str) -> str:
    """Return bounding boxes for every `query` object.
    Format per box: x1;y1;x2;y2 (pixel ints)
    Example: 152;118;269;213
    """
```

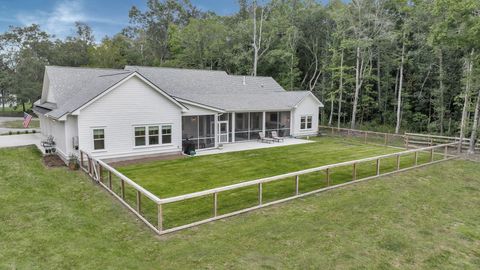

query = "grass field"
1;119;40;129
116;137;444;228
1;146;479;269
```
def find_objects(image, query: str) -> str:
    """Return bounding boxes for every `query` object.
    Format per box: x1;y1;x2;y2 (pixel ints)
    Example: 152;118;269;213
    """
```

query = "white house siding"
64;115;78;157
292;95;320;137
77;76;183;159
39;115;68;160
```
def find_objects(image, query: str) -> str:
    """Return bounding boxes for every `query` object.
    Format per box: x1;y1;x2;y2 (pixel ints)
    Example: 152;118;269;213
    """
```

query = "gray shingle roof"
125;66;322;111
35;65;323;119
37;66;133;119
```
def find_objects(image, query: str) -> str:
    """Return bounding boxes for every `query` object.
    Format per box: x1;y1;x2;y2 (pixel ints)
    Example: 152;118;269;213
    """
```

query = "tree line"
1;0;479;150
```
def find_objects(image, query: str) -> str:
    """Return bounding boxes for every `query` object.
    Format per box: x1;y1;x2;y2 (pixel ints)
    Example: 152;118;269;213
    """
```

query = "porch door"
218;121;229;143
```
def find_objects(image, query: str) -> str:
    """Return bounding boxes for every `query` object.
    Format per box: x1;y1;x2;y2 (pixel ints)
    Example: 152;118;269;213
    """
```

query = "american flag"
23;112;33;128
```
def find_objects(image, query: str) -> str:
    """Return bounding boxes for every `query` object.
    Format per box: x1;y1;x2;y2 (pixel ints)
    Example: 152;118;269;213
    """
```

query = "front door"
218;121;229;143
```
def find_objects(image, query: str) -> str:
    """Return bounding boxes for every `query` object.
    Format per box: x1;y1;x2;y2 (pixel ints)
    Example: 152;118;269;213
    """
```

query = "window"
135;127;146;146
300;116;313;130
149;126;159;145
93;129;105;150
135;125;172;147
162;125;172;144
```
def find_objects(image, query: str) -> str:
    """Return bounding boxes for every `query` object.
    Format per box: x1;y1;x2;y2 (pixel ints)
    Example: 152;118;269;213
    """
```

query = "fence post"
121;179;125;199
396;154;400;171
414;151;418;166
444;145;448;159
258;183;263;205
376;159;380;175
98;164;103;182
352;163;357;181
213;192;218;217
80;151;84;170
405;135;409;149
157;204;163;232
326;168;331;186
136;191;141;213
364;132;368;144
384;133;388;145
430;148;434;162
108;170;112;189
295;175;299;195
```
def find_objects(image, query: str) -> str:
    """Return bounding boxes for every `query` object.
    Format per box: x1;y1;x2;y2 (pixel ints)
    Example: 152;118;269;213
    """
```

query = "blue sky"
0;0;248;40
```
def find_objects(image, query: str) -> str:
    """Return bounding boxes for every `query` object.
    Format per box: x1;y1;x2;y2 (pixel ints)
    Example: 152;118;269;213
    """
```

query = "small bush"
8;131;12;135
32;130;36;134
16;131;20;135
25;130;29;134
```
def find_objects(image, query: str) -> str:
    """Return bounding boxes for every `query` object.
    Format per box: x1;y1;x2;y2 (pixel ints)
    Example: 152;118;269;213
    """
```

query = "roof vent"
242;76;246;85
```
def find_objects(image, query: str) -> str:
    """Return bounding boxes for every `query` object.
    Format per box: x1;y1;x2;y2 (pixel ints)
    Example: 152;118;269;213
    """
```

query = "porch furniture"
258;132;275;144
271;131;284;142
41;135;56;154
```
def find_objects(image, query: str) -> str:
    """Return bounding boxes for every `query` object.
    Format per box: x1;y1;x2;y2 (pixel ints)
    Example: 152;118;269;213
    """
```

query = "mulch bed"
43;154;66;167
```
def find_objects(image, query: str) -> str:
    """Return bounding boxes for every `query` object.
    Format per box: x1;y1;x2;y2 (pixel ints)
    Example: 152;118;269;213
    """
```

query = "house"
33;66;323;162
0;93;17;108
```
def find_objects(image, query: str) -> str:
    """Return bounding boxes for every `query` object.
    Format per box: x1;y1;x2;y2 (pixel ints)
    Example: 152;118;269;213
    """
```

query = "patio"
195;137;314;156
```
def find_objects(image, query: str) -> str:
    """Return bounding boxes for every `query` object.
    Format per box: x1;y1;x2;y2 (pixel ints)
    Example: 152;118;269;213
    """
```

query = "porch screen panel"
278;112;291;136
235;113;249;141
249;112;263;140
182;115;215;149
198;115;215;149
265;112;279;136
265;111;290;137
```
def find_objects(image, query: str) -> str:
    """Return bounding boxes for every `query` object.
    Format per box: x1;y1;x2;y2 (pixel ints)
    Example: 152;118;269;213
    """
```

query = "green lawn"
1;119;40;129
116;137;444;228
1;146;479;269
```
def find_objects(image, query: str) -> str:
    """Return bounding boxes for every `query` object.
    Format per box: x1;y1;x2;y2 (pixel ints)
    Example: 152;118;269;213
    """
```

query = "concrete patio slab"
196;138;314;156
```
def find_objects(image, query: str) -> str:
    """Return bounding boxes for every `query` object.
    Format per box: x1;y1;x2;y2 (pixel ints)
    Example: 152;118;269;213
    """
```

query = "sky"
0;0;249;40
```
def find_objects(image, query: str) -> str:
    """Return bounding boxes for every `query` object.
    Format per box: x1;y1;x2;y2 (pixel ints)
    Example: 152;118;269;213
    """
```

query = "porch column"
262;111;266;135
214;113;219;148
290;110;294;137
231;112;235;143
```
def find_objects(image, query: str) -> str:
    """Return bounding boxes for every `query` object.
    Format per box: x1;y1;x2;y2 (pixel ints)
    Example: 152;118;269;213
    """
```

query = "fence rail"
405;132;480;151
319;125;407;148
79;139;460;235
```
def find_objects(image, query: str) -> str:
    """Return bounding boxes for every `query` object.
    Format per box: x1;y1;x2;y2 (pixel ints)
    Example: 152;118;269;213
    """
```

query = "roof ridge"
126;65;228;73
46;65;125;71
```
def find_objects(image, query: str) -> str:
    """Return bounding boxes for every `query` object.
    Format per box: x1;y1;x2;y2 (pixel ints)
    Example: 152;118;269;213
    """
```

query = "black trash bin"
182;138;196;155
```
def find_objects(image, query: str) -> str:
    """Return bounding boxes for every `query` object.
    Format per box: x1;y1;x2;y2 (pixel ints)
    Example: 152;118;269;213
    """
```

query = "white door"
218;121;229;143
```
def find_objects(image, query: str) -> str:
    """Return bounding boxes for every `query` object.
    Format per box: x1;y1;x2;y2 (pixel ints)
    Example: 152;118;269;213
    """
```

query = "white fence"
79;140;460;235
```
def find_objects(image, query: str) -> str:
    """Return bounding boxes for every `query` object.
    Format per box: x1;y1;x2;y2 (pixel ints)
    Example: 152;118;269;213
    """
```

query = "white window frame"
133;124;173;148
92;127;106;152
161;125;172;144
300;115;313;130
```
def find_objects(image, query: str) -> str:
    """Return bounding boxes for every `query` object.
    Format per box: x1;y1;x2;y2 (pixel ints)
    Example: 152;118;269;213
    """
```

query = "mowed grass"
116;137;445;228
1;119;40;129
1;146;479;269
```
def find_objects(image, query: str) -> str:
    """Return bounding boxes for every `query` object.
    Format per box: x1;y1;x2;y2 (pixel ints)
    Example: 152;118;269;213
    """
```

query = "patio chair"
258;132;274;144
271;131;284;142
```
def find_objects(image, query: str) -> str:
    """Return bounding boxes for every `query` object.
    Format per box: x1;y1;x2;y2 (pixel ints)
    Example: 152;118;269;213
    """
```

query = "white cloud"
15;0;124;39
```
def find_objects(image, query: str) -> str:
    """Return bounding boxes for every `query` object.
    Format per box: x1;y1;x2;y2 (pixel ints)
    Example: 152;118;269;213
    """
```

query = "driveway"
0;133;43;152
0;116;40;135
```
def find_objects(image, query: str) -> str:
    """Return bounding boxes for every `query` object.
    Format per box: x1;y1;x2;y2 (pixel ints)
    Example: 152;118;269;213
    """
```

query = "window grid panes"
149;126;159;145
162;125;172;144
135;127;146;146
93;129;105;150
